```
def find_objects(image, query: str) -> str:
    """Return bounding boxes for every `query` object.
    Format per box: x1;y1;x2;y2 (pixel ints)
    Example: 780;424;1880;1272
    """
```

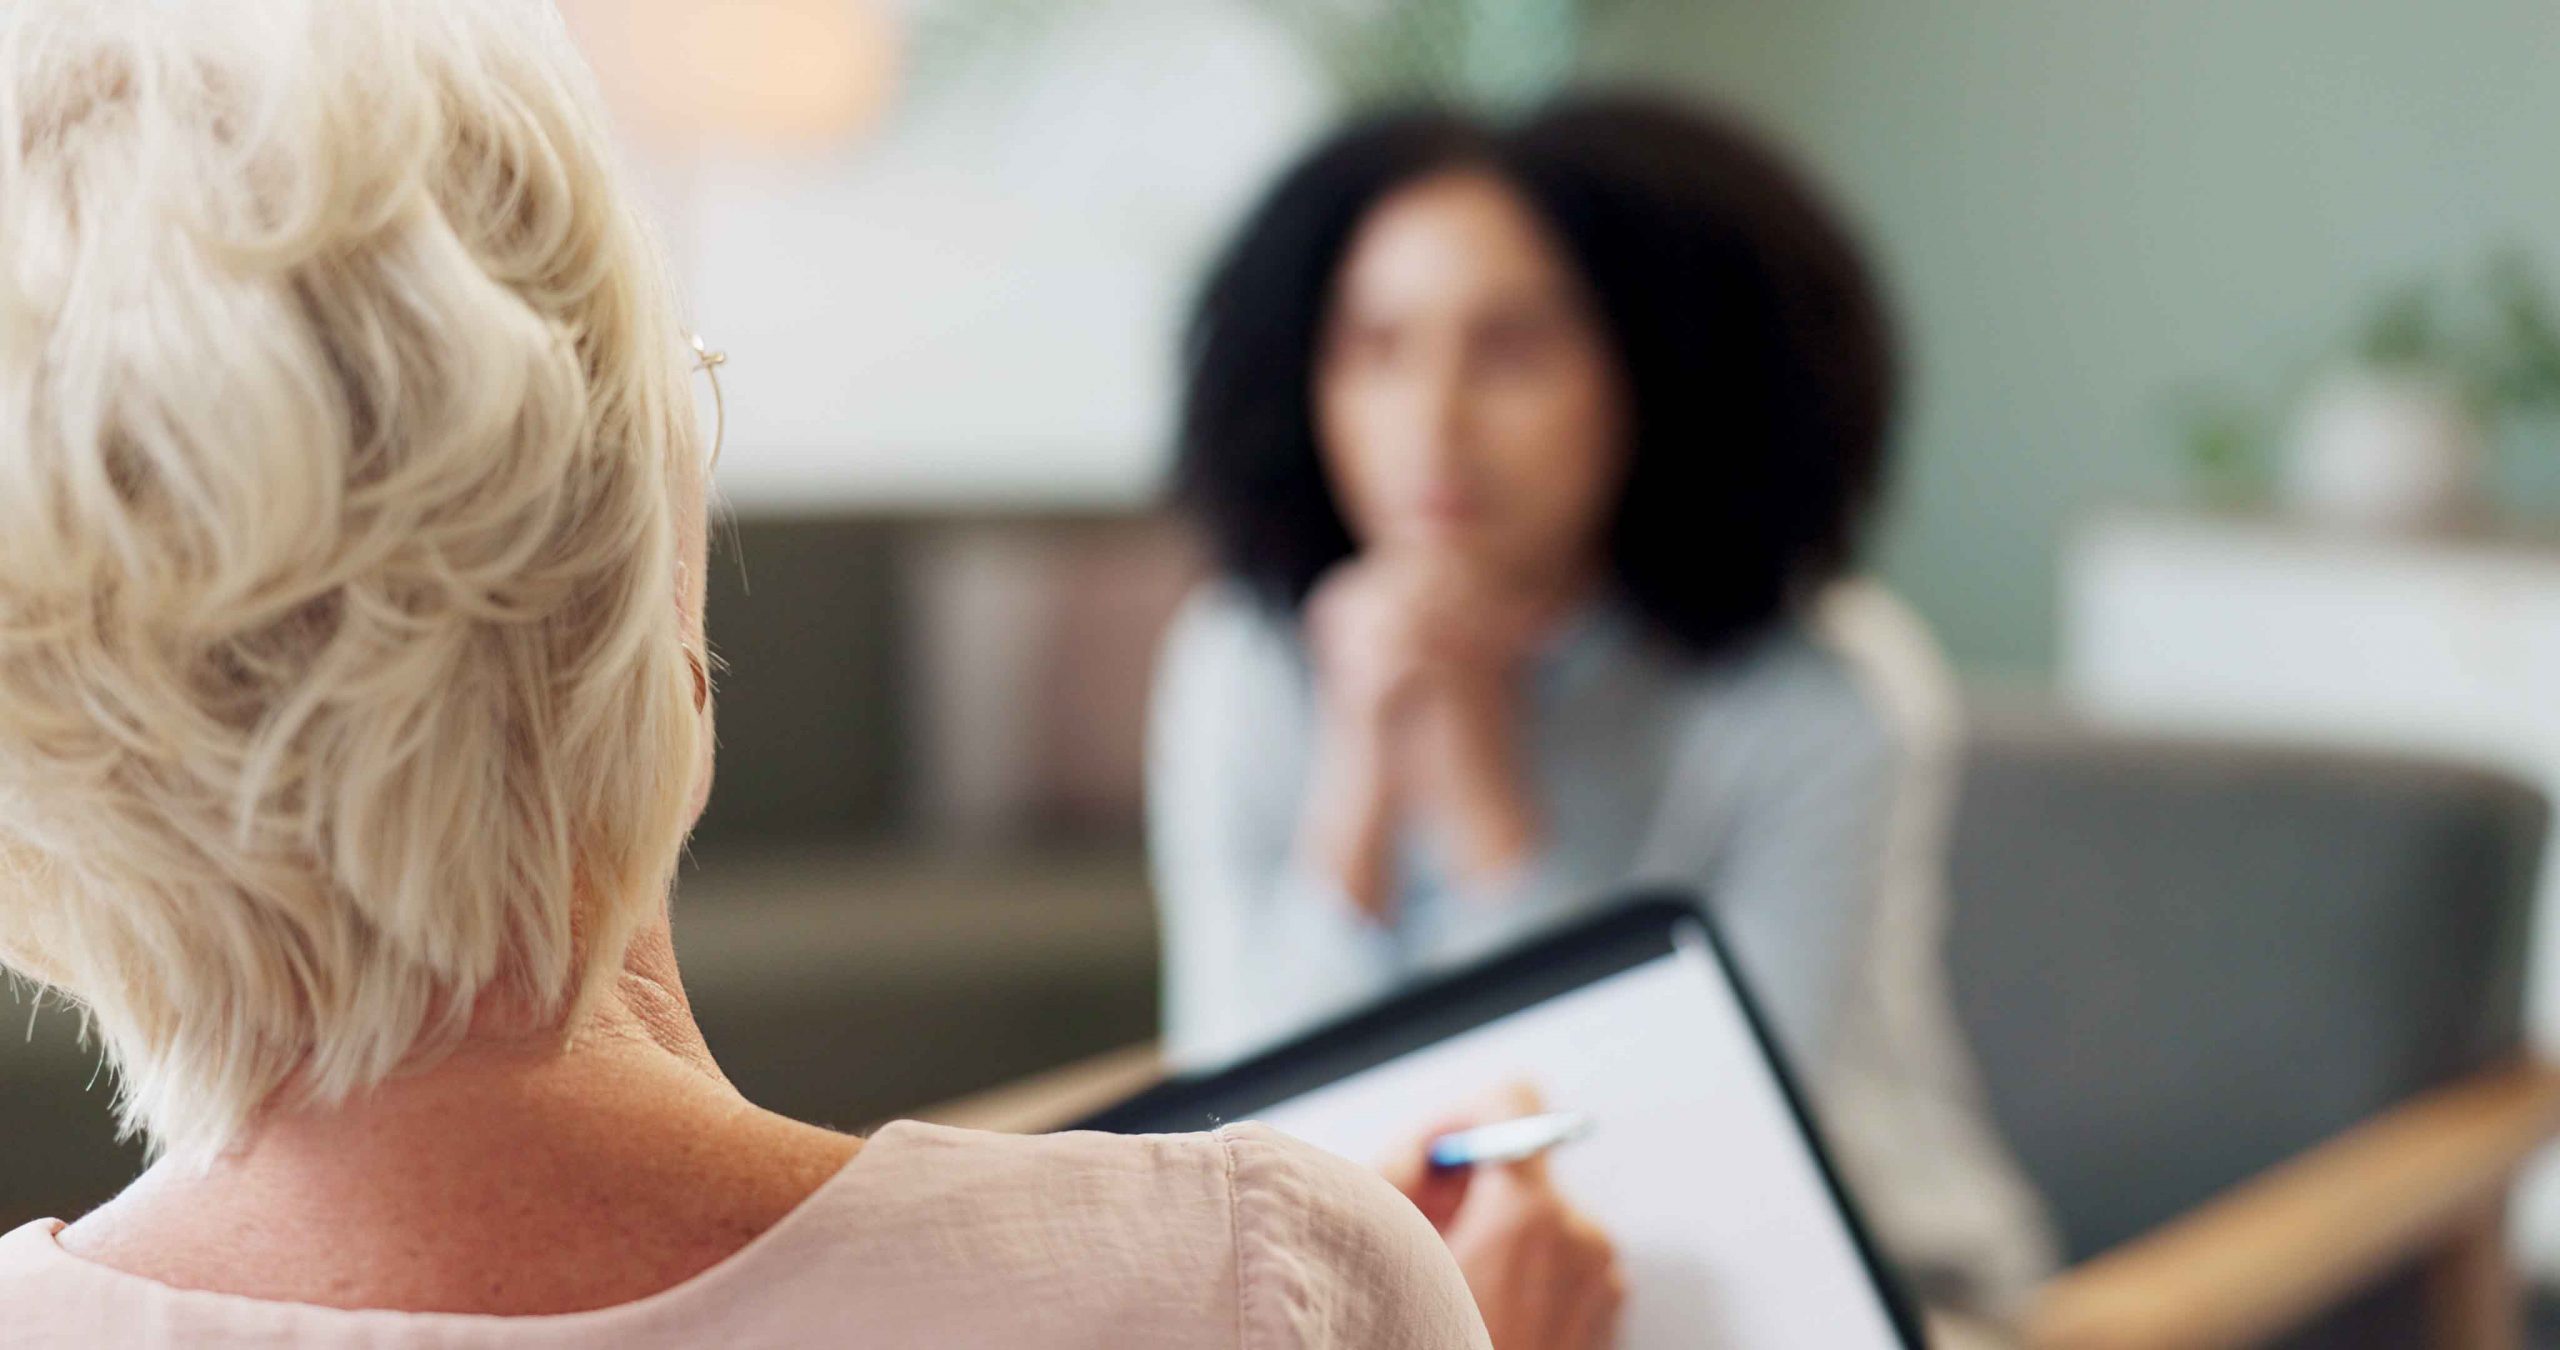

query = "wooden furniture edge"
915;1042;1167;1134
2026;1061;2560;1350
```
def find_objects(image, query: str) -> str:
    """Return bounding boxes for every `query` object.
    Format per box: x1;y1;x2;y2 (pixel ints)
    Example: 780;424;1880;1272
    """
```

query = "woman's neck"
56;949;861;1315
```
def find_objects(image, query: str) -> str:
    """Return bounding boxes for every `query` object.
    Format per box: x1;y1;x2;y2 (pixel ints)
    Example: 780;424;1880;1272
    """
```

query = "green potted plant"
2181;250;2560;532
2281;281;2486;531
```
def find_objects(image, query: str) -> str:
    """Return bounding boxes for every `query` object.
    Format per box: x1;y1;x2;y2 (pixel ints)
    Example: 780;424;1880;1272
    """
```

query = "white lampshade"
575;0;898;147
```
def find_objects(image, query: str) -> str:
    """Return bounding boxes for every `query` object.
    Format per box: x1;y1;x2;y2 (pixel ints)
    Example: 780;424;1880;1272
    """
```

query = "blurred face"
1315;170;1630;588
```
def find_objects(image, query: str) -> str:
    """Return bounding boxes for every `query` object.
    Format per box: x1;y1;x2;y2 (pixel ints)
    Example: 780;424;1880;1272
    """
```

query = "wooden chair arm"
916;1042;1167;1134
2025;1060;2560;1350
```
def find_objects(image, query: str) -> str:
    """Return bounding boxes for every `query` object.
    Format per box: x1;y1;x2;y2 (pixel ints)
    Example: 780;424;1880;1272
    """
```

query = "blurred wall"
678;7;1321;512
1591;1;2560;674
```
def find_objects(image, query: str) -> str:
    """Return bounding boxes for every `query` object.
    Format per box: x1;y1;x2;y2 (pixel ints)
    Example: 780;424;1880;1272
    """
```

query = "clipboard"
1079;894;1926;1349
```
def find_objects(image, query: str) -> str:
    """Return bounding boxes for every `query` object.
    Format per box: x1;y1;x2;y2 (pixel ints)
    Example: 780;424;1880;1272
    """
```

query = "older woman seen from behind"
0;4;1502;1346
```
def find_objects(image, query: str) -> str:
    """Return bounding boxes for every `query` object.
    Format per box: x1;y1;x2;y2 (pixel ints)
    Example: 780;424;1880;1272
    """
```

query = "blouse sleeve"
1635;621;1918;1075
1219;1124;1491;1350
1646;579;1964;1083
1696;687;1901;1072
1147;586;1397;1070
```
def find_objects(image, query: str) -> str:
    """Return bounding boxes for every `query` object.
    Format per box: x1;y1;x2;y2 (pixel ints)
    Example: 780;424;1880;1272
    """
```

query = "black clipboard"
1077;892;1926;1348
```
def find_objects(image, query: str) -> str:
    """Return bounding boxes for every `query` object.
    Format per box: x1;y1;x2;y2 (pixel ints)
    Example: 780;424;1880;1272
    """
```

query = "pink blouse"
0;1120;1489;1349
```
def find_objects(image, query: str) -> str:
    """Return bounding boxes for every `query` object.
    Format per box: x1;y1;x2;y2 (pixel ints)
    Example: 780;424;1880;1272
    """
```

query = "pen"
1428;1111;1595;1170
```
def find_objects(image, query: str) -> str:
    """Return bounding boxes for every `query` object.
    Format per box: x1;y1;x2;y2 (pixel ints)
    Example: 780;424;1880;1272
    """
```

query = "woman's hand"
1440;1166;1626;1350
1297;556;1422;918
1307;551;1546;722
1303;554;1446;730
1380;1087;1627;1350
1299;552;1548;915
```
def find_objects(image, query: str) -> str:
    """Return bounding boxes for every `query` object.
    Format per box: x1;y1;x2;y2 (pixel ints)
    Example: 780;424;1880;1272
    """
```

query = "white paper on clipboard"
1252;930;1905;1349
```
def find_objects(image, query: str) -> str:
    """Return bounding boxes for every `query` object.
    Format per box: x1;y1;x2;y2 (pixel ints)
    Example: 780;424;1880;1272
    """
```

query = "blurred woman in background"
1154;93;2060;1329
0;4;1553;1345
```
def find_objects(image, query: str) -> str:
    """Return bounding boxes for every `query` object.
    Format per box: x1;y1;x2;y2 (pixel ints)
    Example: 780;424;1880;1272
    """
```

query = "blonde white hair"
0;0;705;1162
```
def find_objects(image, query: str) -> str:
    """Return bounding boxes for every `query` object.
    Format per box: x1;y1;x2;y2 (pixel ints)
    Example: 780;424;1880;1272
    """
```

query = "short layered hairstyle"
0;0;706;1162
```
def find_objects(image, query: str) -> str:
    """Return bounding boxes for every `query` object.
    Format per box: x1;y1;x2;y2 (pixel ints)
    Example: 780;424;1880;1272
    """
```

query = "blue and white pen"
1428;1111;1596;1170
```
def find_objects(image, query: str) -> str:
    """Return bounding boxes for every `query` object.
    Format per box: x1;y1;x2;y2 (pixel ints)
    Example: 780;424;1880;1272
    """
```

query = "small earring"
691;334;728;471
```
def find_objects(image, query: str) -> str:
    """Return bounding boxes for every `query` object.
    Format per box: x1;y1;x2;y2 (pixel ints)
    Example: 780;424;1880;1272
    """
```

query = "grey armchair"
925;711;2560;1348
1946;712;2556;1350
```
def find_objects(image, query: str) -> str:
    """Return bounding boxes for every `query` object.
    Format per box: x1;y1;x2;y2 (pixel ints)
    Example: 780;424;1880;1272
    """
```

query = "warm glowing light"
574;0;898;147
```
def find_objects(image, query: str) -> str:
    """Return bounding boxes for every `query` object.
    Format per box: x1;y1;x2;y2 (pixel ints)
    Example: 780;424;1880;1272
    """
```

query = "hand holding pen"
1379;1084;1625;1350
